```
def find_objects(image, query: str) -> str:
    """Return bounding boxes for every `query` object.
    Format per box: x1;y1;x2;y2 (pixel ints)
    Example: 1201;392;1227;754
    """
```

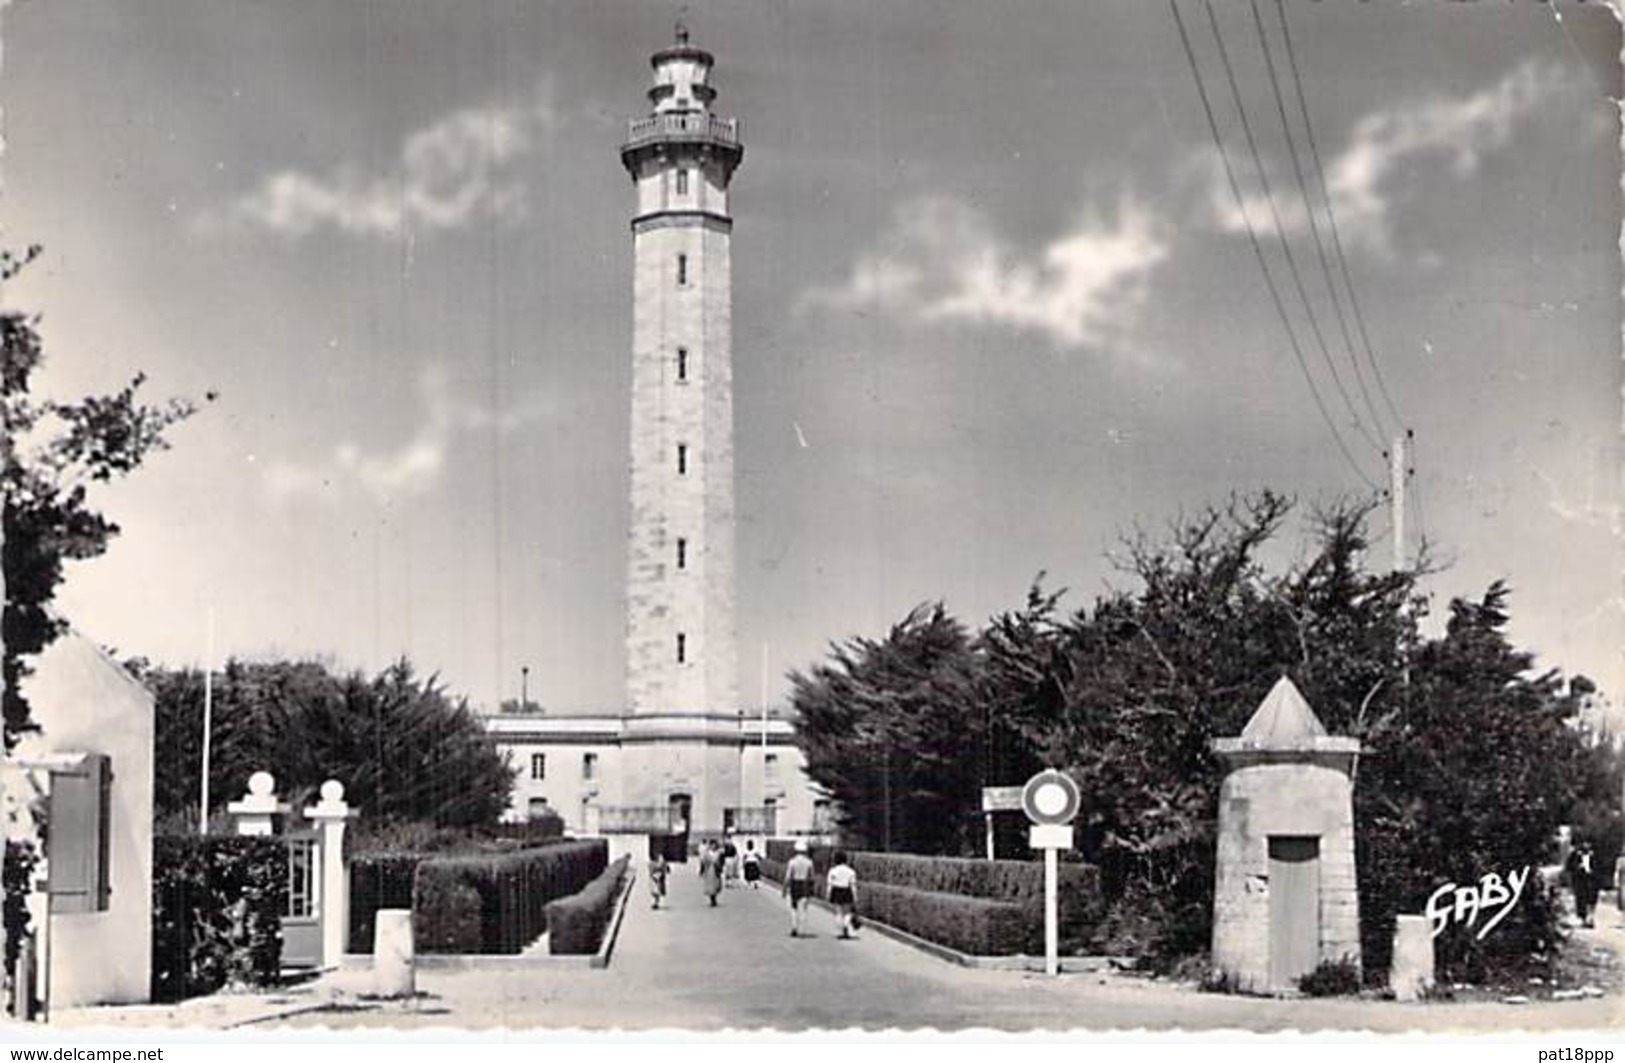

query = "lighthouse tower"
617;25;744;836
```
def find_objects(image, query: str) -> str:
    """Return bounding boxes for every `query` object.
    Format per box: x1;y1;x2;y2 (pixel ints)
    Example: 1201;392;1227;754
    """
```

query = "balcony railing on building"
596;806;679;834
723;806;777;835
623;111;740;150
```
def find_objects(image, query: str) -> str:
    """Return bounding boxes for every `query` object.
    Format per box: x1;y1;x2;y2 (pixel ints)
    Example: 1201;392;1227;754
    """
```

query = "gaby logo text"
1424;866;1531;941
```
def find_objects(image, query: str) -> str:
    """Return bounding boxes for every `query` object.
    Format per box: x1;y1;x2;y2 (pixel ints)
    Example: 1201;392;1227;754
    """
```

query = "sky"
2;0;1620;716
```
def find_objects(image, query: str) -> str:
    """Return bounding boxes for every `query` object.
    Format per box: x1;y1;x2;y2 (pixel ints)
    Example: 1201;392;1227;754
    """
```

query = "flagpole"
198;606;215;835
760;642;769;833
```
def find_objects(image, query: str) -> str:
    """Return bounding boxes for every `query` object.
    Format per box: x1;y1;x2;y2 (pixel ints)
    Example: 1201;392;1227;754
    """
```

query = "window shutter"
48;754;111;914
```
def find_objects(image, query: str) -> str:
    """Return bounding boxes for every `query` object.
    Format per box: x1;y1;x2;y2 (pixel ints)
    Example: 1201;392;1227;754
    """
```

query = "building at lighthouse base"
483;707;833;859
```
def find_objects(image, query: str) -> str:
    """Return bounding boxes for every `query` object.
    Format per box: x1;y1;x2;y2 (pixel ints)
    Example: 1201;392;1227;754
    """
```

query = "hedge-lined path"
254;862;1625;1033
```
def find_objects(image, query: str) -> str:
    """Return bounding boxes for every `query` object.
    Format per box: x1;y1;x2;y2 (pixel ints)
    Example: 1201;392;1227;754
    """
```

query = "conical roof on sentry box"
1238;675;1327;746
1212;675;1360;769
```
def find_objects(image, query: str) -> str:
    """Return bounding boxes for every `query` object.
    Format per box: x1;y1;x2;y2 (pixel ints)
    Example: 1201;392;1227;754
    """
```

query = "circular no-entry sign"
1021;769;1080;825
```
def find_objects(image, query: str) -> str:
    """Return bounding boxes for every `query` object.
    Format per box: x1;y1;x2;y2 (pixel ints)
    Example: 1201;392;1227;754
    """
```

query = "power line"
1170;0;1379;490
1274;0;1409;433
1205;1;1383;458
1249;0;1393;446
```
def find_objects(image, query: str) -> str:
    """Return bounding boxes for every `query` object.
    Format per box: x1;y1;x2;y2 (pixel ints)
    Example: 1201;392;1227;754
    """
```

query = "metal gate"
282;830;322;968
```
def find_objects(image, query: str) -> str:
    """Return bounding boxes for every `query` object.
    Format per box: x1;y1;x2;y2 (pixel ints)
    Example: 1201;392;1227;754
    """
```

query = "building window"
676;169;689;196
583;752;598;781
677;253;688;286
47;754;112;914
530;753;546;781
677;443;688;476
677;347;688;382
765;752;779;781
677;632;687;664
677;537;687;570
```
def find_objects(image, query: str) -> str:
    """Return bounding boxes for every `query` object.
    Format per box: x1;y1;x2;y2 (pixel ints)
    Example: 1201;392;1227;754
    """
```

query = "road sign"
1021;769;1080;825
981;785;1024;812
1028;824;1074;850
1020;769;1080;978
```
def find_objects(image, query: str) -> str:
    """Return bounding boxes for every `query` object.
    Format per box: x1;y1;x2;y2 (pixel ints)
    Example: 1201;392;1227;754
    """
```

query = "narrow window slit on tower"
677;253;688;286
676;169;688;196
677;443;688;475
677;347;688;381
677;537;687;569
677;632;687;664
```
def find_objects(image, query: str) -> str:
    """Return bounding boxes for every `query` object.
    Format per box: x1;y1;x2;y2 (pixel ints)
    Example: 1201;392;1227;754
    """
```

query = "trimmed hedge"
761;842;1104;955
547;855;631;955
858;881;1029;955
152;834;287;1002
347;831;578;952
412;839;607;954
349;853;427;953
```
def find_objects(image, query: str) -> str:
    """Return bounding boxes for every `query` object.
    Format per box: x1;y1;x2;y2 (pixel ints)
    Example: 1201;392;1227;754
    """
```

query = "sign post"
1020;769;1080;977
980;785;1023;861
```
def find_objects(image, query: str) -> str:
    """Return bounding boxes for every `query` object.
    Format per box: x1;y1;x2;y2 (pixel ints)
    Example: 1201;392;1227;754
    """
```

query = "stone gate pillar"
227;771;287;836
304;780;354;969
1210;677;1362;994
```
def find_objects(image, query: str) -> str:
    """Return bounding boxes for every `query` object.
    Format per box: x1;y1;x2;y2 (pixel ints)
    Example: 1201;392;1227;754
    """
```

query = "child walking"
784;839;816;937
648;851;669;909
827;850;858;939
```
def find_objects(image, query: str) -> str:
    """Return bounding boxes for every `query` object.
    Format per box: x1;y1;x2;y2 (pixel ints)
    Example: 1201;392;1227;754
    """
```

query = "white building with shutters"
7;630;155;1008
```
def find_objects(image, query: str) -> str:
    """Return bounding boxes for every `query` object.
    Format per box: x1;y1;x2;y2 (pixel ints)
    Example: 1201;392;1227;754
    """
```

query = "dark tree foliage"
788;492;1619;981
1357;584;1609;982
140;657;513;828
789;604;986;854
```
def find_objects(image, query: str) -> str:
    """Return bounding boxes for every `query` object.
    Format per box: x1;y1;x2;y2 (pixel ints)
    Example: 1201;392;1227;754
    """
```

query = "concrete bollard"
1390;914;1435;1001
373;909;416;998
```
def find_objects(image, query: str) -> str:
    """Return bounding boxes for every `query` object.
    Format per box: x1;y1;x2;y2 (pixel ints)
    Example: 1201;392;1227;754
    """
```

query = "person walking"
648;851;669;910
742;839;761;889
1570;841;1599;927
784;839;816;937
723;834;740;887
700;840;724;907
827;850;859;939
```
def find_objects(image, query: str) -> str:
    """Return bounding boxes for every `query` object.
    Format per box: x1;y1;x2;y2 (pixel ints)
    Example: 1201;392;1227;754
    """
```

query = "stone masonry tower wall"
617;29;744;826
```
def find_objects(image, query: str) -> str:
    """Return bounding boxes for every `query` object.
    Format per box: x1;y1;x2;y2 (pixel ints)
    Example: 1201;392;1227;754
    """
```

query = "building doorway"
1268;835;1321;990
662;792;693;862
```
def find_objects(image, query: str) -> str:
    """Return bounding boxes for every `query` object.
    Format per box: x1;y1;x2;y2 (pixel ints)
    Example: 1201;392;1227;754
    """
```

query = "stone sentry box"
1210;676;1362;994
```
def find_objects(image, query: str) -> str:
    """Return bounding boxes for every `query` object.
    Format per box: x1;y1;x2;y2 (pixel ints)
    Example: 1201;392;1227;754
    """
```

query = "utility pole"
1389;432;1407;574
520;666;529;712
1389;431;1415;693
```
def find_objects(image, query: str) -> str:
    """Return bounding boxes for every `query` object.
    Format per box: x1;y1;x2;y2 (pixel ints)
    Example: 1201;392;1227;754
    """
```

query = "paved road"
253;862;1625;1033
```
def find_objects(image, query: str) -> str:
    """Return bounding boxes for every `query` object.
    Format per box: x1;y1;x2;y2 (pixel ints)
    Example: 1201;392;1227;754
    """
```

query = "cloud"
802;194;1169;352
1202;60;1582;257
264;365;552;504
202;83;558;239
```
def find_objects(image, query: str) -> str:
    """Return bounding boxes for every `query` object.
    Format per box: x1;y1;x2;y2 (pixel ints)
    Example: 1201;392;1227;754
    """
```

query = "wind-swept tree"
790;491;1617;981
790;603;984;854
